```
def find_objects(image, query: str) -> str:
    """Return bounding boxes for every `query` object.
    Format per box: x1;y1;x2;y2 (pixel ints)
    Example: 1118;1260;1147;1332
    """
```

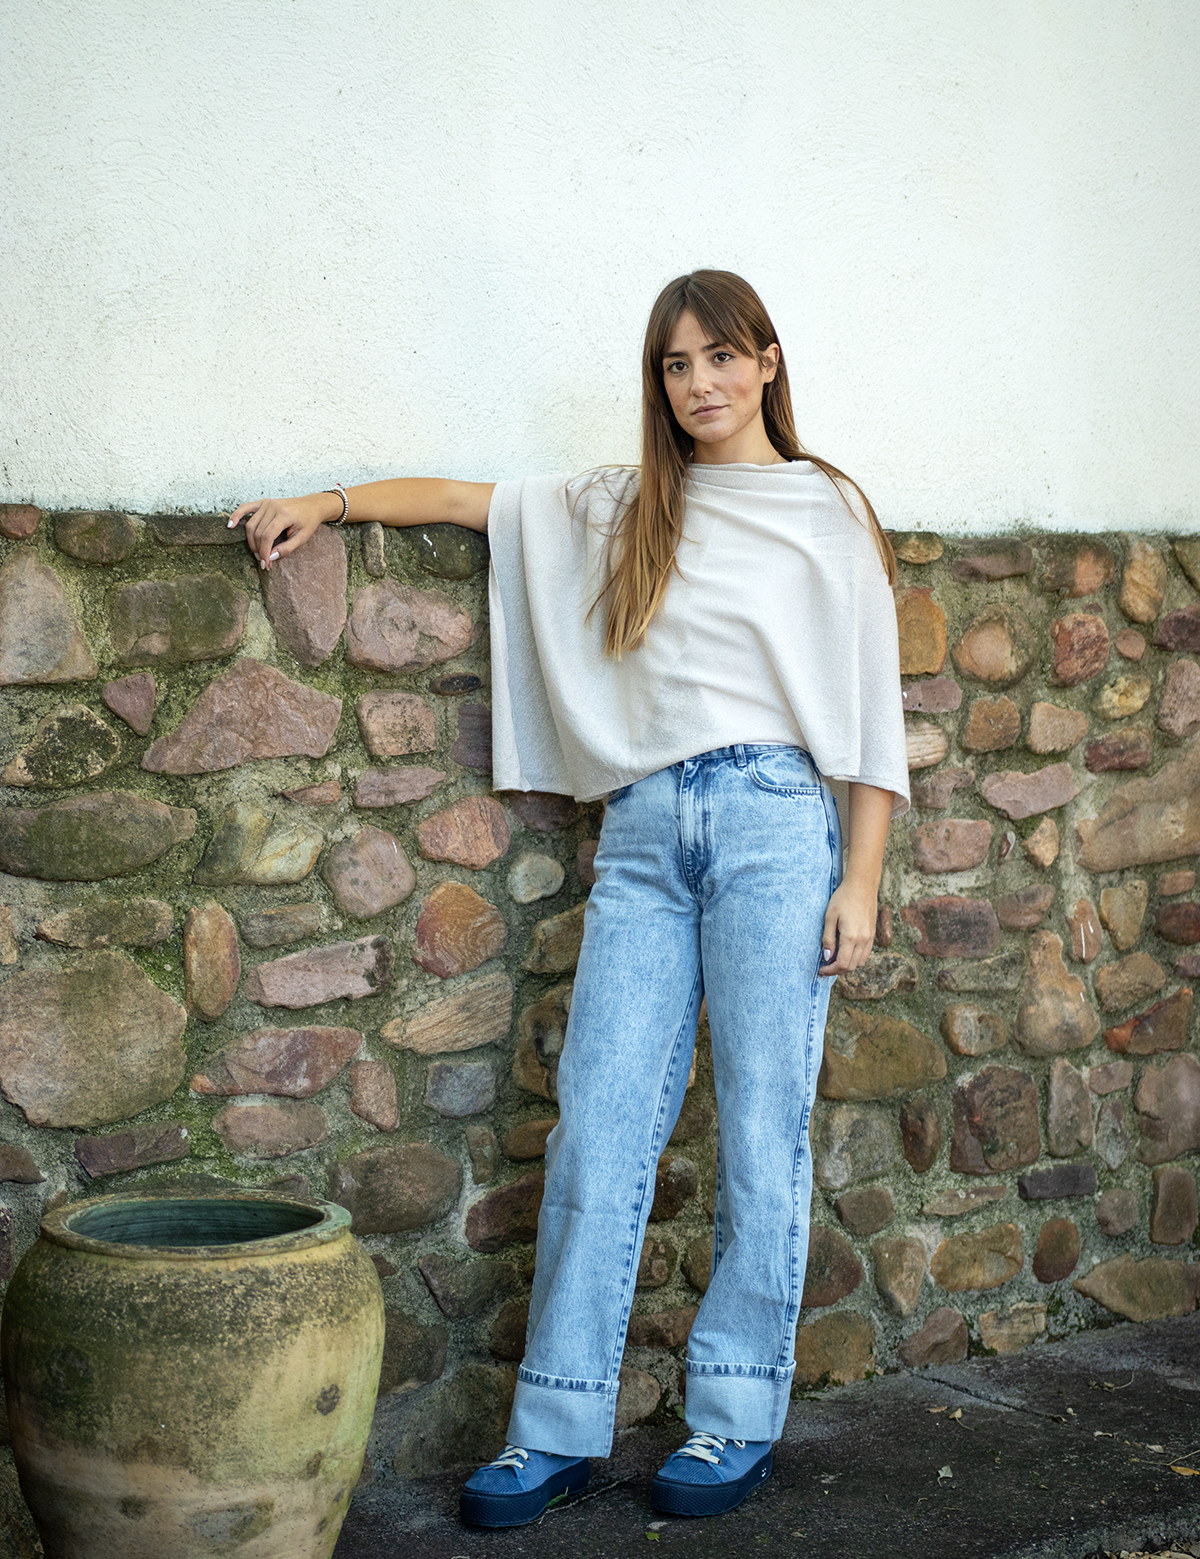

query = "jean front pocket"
605;783;634;805
746;748;822;797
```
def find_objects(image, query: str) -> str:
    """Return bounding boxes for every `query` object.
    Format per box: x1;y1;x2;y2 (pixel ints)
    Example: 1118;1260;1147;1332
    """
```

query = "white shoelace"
676;1432;747;1465
485;1445;531;1470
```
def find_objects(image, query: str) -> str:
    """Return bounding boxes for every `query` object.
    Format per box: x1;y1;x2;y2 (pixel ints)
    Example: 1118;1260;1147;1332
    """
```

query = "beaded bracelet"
323;484;349;524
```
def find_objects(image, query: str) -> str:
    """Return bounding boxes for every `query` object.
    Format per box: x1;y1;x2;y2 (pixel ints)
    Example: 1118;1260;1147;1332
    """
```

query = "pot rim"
40;1188;353;1262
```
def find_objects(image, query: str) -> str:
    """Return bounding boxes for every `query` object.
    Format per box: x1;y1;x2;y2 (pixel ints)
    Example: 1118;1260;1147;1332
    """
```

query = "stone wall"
1;505;1200;1477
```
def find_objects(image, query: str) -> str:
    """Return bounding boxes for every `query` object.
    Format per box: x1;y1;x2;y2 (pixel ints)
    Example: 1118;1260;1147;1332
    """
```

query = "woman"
231;270;908;1528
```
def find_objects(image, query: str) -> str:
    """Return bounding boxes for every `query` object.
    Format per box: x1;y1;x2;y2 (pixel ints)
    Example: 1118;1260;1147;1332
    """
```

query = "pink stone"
75;1122;190;1178
1041;541;1116;597
1076;737;1200;872
1095;1187;1139;1236
346;580;473;674
950;1066;1040;1174
322;826;416;918
262;522;346;665
995;884;1054;930
1120;540;1168;623
577;840;599;887
951;606;1036;686
979;763;1078;821
1086;726;1153;772
280;779;341;804
451;704;492;770
244;936;394;1007
191;1025;361;1097
1104;989;1193;1056
1047;1058;1092;1156
1050;612;1110;686
1115;628;1147;660
142;659;342;774
417;797;510;869
901;677;962;713
898;1308;968;1367
0;551;97;684
0;505;40;539
356;692;436;757
940;1003;1006;1057
1032;1218;1080;1283
1158;659;1200;739
1155;902;1200;944
505;792;584;833
1154;606;1200;652
1068;898;1101;963
1095;1100;1131;1171
109;576;249;667
1178;954;1200;978
1022;816;1060;868
951;545;1032;582
1014;931;1100;1056
1088;1060;1134;1095
910;820;991;873
1160;870;1196;896
183;899;240;1021
351;1059;398;1131
1094;954;1166;1013
413;883;507;979
354;767;446;807
901;896;1000;958
212;1100;327;1158
1150;1166;1199;1245
1027;702;1088;754
910;767;974;809
103;673;156;736
1135;1053;1200;1164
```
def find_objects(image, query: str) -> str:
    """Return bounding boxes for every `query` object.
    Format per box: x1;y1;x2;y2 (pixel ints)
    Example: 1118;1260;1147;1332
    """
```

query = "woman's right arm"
228;478;496;569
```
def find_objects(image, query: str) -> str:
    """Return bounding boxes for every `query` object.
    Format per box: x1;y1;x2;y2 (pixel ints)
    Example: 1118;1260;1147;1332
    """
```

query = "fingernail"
821;949;833;963
226;518;236;527
259;558;266;569
269;551;279;561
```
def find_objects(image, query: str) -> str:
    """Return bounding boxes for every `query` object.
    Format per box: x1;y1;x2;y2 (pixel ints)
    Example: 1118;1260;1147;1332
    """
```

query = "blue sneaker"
651;1431;773;1516
460;1444;590;1527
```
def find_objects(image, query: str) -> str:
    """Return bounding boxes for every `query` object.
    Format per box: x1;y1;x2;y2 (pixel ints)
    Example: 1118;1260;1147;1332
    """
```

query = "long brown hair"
597;269;896;657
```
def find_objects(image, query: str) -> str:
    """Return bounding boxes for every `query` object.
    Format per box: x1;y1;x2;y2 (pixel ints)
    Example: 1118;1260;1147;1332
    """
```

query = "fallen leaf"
949;1408;962;1421
928;1406;948;1414
1093;1431;1114;1438
1171;1465;1200;1476
937;1465;953;1480
1147;1444;1164;1453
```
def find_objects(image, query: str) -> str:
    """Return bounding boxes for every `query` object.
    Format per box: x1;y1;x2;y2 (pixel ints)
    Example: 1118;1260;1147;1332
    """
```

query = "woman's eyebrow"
662;339;726;359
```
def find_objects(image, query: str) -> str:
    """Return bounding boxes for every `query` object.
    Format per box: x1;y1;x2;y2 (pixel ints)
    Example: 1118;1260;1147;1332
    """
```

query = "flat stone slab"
142;658;342;774
0;951;187;1127
35;897;172;949
0;550;97;684
346;581;473;674
332;1314;1200;1559
261;521;347;666
191;1025;362;1097
2;703;120;788
0;791;196;880
245;937;395;1007
108;574;249;667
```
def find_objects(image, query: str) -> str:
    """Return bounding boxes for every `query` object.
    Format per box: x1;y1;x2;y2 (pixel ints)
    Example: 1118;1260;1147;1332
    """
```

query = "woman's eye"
713;352;734;364
665;361;687;374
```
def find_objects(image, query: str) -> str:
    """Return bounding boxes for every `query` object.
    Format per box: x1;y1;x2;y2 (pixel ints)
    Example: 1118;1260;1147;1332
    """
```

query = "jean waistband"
675;743;815;769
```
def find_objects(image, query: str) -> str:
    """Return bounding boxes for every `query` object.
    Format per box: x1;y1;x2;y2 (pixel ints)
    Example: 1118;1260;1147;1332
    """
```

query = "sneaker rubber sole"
651;1448;773;1517
459;1459;590;1528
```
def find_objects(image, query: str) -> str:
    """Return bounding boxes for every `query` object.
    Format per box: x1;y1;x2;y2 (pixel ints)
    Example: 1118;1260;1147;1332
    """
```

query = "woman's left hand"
818;879;878;976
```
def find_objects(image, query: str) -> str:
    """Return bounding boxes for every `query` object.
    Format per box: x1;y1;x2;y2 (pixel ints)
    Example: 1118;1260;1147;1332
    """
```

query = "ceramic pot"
1;1190;383;1558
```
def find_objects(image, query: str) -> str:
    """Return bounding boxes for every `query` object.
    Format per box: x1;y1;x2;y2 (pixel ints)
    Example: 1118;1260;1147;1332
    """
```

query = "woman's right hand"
227;491;343;569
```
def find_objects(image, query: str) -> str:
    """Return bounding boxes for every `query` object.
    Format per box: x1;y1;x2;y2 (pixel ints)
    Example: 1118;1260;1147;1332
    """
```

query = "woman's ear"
761;342;781;383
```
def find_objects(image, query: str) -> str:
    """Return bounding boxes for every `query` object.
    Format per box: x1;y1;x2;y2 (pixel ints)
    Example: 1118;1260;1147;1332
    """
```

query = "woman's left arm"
818;783;894;976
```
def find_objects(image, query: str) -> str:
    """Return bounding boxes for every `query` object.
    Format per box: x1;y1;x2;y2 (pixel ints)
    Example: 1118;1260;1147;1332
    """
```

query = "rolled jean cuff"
684;1359;796;1443
507;1367;619;1459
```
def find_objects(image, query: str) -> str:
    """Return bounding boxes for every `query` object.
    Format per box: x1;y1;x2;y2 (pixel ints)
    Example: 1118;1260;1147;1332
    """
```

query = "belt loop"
734;744;748;768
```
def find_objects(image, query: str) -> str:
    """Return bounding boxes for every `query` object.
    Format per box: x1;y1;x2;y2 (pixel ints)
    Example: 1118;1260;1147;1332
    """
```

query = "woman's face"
661;309;780;461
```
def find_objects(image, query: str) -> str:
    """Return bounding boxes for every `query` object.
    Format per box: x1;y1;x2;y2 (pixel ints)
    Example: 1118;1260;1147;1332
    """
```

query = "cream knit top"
487;460;909;816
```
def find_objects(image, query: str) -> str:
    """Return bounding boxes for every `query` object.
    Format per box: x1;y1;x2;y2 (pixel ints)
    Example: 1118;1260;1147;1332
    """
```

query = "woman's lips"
692;404;724;418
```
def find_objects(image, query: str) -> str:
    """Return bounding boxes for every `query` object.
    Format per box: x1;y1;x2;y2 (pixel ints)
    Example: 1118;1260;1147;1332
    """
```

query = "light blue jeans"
506;745;842;1458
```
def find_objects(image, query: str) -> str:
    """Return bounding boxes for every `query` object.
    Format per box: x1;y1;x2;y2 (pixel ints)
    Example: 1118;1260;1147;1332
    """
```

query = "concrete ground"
335;1314;1200;1559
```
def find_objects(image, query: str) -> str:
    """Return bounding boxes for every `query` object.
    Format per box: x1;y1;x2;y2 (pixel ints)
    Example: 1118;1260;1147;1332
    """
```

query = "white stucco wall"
2;1;1197;532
